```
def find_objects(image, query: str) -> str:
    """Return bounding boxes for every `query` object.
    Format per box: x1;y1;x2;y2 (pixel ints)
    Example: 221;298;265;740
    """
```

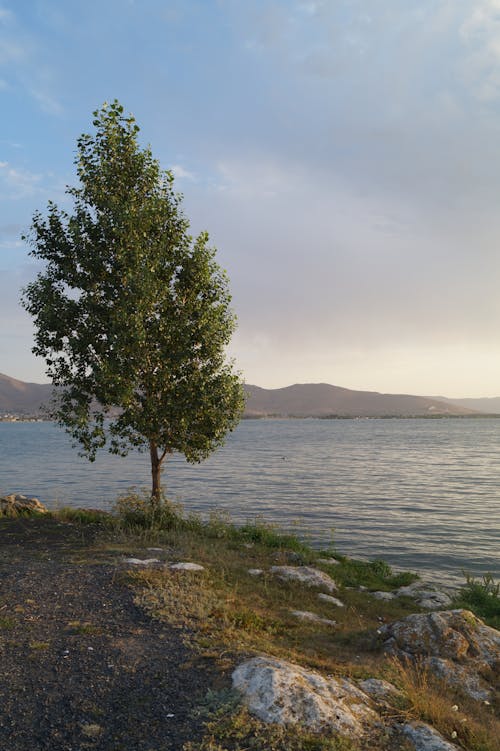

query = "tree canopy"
22;100;245;500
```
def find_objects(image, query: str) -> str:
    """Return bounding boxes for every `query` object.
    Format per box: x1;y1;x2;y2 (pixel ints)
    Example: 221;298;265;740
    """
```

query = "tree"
22;101;245;503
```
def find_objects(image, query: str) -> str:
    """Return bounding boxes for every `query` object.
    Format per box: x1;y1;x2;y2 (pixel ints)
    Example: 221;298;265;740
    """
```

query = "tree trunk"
149;440;162;506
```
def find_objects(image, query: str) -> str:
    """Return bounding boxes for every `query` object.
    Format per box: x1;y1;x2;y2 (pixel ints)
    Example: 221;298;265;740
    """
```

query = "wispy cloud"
171;163;197;181
0;161;43;199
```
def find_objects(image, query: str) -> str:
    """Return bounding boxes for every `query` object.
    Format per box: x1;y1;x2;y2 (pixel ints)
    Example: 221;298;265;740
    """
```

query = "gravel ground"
0;516;220;751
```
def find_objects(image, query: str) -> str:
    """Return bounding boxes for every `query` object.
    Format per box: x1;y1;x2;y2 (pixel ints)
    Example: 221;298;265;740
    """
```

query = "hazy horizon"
2;2;500;397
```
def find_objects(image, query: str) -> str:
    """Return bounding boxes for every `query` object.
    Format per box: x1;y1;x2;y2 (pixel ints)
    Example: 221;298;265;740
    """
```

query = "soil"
0;515;223;751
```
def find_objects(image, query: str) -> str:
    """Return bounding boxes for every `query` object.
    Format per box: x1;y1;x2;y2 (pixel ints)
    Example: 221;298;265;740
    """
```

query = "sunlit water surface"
1;418;499;585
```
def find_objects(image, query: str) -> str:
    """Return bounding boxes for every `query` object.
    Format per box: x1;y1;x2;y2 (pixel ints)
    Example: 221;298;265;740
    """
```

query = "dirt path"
0;516;219;750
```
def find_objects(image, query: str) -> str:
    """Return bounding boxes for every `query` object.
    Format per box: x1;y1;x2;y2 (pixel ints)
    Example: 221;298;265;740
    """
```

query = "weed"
51;507;113;526
452;574;500;629
185;694;357;751
0;615;15;629
330;557;418;590
391;657;500;751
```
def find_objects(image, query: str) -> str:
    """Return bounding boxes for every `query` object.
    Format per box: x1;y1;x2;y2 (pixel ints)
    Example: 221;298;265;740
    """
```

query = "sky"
2;0;500;397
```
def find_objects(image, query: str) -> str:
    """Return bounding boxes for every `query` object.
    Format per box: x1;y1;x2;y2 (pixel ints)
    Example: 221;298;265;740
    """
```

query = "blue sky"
2;0;500;396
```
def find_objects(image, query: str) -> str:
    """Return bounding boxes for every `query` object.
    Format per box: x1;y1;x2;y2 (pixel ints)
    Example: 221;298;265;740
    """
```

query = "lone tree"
22;101;245;502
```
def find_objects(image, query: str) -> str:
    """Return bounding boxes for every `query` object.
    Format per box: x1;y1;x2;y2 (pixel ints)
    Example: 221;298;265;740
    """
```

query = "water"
1;418;499;585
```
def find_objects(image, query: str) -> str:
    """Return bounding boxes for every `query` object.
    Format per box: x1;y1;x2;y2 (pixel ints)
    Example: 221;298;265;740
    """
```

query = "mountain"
244;383;477;417
434;396;500;415
0;373;478;418
0;373;53;414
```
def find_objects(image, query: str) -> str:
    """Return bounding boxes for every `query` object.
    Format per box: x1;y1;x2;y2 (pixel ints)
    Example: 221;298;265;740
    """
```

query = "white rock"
147;547;164;552
399;722;461;750
270;566;337;592
372;591;396;601
317;557;339;565
396;584;452;609
358;678;402;703
290;610;337;626
232;656;377;736
248;569;263;576
318;593;345;607
125;558;160;566
169;562;205;571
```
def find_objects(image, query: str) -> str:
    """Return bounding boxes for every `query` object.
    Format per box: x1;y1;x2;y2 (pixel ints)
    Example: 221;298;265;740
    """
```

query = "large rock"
270;566;337;592
380;609;500;699
232;656;377;737
0;493;47;515
399;722;460;751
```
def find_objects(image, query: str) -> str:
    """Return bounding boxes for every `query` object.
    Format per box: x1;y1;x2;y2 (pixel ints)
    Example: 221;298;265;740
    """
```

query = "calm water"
1;418;499;585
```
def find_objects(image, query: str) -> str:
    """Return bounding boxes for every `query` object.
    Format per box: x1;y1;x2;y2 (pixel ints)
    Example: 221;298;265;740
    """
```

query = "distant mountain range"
3;372;496;418
244;383;478;417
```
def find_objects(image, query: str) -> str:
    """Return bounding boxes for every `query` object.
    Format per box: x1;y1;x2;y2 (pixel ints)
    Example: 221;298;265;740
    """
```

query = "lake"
1;418;499;586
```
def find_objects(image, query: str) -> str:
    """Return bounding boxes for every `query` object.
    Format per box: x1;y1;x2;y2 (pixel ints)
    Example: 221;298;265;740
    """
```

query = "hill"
434;396;500;415
244;383;476;417
0;373;53;414
0;373;478;418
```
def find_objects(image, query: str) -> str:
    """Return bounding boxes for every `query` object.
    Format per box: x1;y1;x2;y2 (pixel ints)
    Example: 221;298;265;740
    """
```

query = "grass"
41;493;500;751
184;689;358;751
391;657;500;751
452;574;500;629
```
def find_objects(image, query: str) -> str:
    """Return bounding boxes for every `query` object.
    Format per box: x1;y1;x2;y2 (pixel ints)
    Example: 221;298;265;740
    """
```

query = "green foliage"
332;556;418;590
51;507;113;526
453;574;500;629
22;100;245;498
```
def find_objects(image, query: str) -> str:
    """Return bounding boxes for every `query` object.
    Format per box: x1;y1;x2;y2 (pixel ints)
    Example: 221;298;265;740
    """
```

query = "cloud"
0;161;43;199
170;163;197;181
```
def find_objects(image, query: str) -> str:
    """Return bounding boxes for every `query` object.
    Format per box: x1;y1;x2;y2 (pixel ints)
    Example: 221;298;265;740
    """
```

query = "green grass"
452;574;500;629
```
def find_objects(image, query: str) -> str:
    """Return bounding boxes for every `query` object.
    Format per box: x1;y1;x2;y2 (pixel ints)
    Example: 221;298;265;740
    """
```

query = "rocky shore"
0;495;498;750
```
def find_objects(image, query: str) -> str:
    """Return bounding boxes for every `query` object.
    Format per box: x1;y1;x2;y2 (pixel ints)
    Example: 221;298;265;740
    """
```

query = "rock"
380;609;500;700
318;593;345;607
416;591;453;609
396;583;452;609
290;610;336;626
169;562;205;571
0;493;47;515
358;678;403;704
232;656;377;736
270;566;337;592
398;722;461;750
248;569;263;576
146;547;164;552
317;557;339;565
371;591;396;601
125;558;160;566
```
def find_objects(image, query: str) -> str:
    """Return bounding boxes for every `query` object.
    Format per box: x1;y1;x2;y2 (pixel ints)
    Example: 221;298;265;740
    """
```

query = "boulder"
232;656;377;736
358;678;403;704
380;609;500;699
398;722;460;751
125;558;160;566
397;584;452;609
290;610;336;626
372;591;396;601
270;566;337;592
169;562;205;572
0;493;47;515
318;593;345;607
